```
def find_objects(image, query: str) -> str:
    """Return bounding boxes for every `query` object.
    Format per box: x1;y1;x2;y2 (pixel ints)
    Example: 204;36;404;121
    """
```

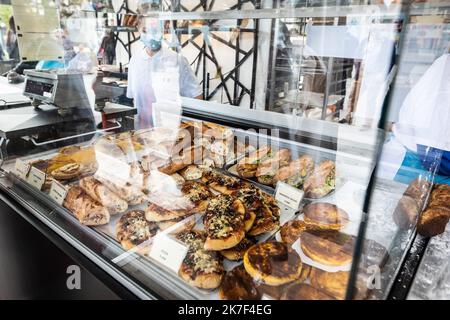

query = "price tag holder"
49;180;68;205
26;166;46;190
15;159;30;180
275;181;304;210
149;233;188;273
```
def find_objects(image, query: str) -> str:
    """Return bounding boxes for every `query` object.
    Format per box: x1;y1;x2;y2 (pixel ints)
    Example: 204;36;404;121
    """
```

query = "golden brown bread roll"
303;202;349;230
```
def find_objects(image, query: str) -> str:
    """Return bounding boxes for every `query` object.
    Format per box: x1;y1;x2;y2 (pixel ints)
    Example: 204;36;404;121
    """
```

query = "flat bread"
177;231;224;289
116;210;158;254
203;195;246;251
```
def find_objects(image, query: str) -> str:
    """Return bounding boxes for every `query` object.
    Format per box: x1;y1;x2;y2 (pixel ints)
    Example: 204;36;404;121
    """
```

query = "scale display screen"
25;79;55;99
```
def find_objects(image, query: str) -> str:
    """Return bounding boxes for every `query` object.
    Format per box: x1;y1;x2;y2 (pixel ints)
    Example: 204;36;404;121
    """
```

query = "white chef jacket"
393;53;450;152
127;47;202;127
377;53;450;180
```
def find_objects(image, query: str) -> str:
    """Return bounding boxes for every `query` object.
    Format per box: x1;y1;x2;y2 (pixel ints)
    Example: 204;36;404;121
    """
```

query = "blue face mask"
140;31;162;52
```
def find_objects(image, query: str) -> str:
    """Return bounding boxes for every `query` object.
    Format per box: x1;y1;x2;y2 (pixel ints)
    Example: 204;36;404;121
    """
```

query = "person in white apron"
127;3;201;129
378;53;450;185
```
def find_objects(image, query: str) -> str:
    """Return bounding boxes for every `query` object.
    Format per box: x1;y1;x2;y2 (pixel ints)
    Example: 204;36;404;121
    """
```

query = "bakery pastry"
219;265;261;300
79;176;128;214
236;145;272;178
255;149;292;185
202;122;233;140
51;163;81;180
157;217;196;234
430;184;450;208
243;241;302;286
310;269;348;300
220;237;256;261
177;231;224;289
145;202;192;222
232;187;263;232
404;177;432;208
256;264;312;299
116;210;158;253
248;193;280;236
310;268;367;300
300;230;355;266
63;186;110;226
303;202;349;230
274;155;315;188
280;220;309;245
304;160;336;198
181;181;213;213
158;157;190;175
96;176;146;206
393;195;420;229
280;283;335;300
203;195;246;250
210;138;233;156
170;173;185;186
201;170;244;195
417;207;450;237
179;165;204;181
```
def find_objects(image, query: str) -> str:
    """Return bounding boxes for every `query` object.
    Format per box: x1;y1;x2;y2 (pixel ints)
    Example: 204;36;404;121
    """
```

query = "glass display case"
0;0;448;300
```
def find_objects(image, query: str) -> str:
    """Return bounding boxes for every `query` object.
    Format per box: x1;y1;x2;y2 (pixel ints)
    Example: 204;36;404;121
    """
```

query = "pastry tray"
224;129;350;201
3;149;299;299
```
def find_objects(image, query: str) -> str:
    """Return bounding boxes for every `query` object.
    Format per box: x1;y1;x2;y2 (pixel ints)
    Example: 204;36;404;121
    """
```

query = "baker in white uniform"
378;52;450;185
127;1;202;128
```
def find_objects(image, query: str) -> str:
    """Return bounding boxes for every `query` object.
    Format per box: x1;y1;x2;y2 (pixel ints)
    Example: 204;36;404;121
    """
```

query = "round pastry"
203;195;246;251
280;220;308;245
310;268;368;300
256;264;311;299
51;162;81;180
243;241;302;286
116;210;158;254
177;231;224;290
219;265;261;300
303;202;349;230
310;268;348;300
280;283;335;300
300;230;355;266
220;237;256;261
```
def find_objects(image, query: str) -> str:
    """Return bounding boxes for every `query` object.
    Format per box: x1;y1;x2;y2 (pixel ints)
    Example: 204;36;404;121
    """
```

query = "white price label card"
15;159;30;179
49;180;68;205
26;166;46;190
275;181;304;210
149;233;188;273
